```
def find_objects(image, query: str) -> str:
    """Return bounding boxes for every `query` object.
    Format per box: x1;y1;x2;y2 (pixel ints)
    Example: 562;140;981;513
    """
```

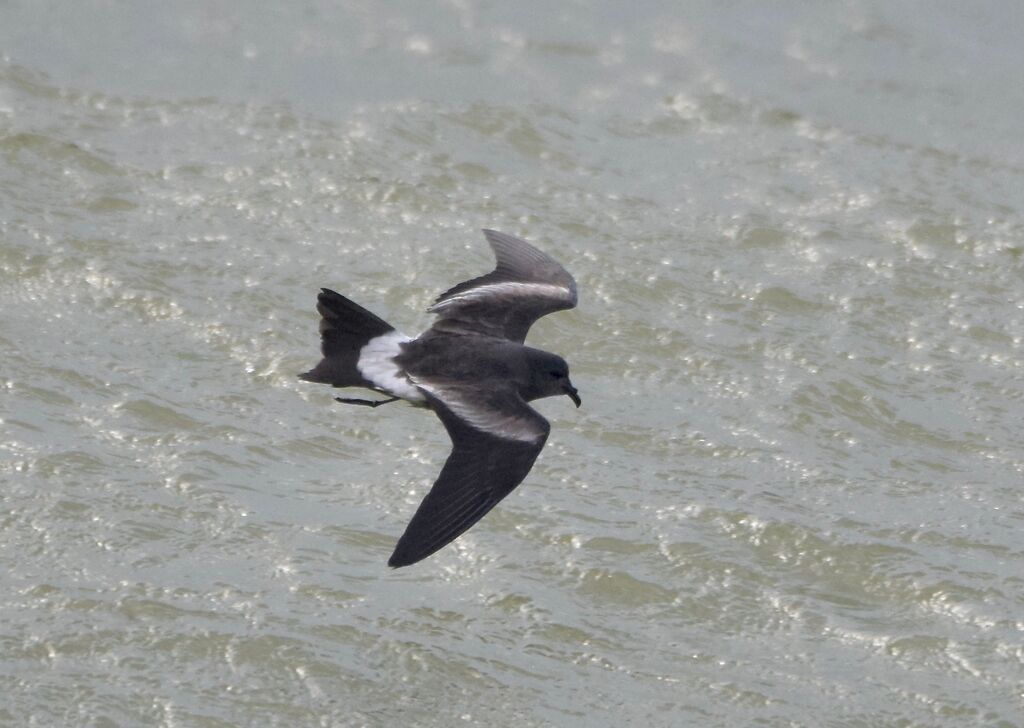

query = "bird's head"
528;352;581;407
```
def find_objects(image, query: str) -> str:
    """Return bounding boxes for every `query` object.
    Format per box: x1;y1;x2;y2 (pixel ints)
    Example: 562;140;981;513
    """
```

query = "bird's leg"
334;396;401;408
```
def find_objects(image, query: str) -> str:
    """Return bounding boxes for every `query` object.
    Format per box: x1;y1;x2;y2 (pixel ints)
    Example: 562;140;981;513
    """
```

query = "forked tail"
300;288;395;388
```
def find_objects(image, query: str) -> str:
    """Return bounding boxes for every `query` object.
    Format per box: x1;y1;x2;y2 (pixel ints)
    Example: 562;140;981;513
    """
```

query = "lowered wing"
388;381;550;567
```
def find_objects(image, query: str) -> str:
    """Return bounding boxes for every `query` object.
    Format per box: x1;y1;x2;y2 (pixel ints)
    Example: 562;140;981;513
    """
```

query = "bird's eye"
549;370;562;379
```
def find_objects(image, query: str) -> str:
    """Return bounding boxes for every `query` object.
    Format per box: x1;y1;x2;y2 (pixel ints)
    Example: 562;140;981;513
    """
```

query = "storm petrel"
300;229;580;567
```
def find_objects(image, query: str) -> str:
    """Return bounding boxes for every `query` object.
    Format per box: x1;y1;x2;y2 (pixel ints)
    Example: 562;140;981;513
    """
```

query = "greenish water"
2;2;1023;726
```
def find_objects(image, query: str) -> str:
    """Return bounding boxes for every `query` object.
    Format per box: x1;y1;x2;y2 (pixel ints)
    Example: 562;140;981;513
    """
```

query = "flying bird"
300;229;580;567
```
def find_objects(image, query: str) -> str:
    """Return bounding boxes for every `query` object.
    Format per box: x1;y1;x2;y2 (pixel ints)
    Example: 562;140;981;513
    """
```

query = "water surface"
2;2;1023;726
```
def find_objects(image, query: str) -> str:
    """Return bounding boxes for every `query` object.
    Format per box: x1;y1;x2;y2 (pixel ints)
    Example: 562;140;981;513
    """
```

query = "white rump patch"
356;332;425;402
429;281;572;311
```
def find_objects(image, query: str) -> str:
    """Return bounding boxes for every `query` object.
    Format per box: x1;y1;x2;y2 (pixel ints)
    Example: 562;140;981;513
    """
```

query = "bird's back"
397;332;530;386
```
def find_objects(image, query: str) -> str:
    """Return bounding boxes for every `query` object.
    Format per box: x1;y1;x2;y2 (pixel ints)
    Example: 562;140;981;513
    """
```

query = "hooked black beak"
564;383;581;408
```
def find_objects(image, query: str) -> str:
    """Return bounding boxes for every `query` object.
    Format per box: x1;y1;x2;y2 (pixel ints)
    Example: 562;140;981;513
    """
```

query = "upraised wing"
425;229;577;343
387;381;550;568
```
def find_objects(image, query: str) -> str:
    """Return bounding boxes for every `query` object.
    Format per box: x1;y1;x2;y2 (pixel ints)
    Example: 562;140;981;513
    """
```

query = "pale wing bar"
426;229;577;342
412;378;546;443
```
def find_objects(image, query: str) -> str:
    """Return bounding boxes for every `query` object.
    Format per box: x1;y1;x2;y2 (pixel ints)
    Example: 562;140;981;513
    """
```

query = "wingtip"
481;228;517;247
388;535;446;568
387;551;412;569
480;228;503;252
388;538;417;568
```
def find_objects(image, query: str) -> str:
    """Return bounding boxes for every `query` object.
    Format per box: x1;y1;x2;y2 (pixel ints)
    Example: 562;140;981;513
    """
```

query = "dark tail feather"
299;288;394;388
